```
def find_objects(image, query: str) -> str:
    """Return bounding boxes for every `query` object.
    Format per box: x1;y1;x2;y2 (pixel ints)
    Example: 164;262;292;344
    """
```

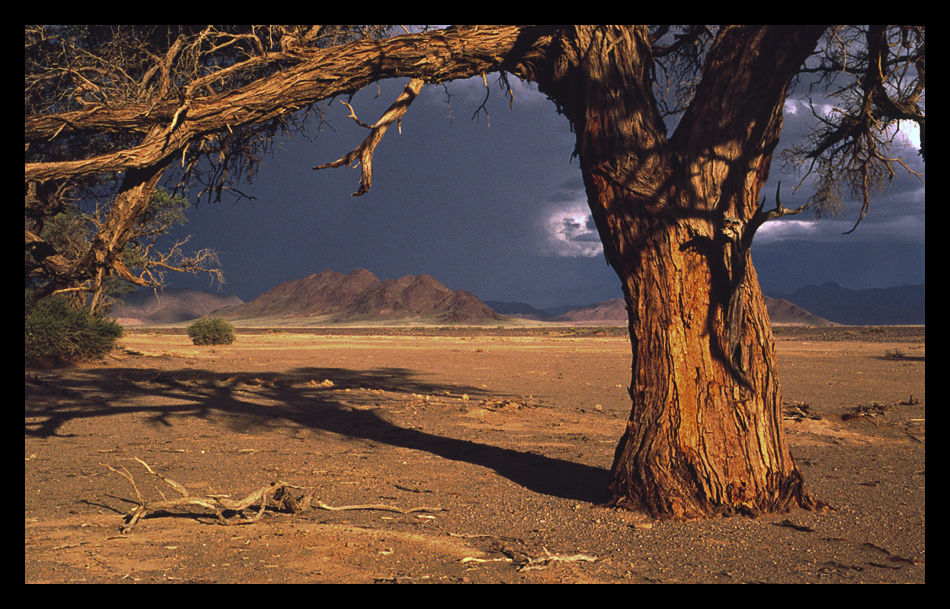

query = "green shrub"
187;317;236;345
25;294;123;362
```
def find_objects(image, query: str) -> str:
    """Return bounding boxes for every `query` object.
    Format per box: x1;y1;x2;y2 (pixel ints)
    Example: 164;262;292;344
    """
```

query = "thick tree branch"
670;25;828;219
26;26;559;185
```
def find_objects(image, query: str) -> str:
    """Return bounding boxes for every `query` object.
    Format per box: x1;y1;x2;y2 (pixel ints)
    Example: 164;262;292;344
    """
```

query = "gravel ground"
25;326;924;583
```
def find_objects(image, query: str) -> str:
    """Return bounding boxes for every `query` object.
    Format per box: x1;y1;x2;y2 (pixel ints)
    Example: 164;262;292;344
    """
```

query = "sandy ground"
25;325;925;583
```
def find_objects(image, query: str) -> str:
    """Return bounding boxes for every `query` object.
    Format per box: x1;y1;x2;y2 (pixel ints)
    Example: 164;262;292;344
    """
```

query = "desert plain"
25;324;924;583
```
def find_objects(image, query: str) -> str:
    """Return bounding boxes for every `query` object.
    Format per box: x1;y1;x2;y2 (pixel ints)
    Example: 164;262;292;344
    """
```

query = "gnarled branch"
742;181;812;248
313;78;424;196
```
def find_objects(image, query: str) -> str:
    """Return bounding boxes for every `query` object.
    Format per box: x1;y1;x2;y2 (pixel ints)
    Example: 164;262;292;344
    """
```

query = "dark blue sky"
163;76;925;308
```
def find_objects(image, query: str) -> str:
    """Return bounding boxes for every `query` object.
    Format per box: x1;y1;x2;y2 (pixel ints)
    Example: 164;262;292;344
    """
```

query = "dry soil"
25;325;925;583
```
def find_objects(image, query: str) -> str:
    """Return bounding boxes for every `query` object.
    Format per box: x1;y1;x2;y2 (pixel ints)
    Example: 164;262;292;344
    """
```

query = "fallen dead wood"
102;457;445;534
460;546;598;572
518;552;598;571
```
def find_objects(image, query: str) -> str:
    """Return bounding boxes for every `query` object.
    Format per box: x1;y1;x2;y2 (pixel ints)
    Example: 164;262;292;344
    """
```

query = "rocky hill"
551;299;627;323
763;296;834;326
771;282;924;325
111;288;243;325
215;268;506;324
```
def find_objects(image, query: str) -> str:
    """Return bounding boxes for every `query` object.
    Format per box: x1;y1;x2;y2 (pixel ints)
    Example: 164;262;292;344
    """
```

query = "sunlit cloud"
783;97;834;118
539;200;603;257
754;219;821;243
896;120;922;150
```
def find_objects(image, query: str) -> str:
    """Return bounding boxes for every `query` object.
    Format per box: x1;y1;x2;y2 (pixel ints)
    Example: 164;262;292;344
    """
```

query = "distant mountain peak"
217;268;505;324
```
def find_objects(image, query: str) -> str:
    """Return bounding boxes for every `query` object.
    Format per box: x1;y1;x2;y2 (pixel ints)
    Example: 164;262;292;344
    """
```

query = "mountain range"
111;270;923;327
487;296;833;326
770;282;924;325
212;268;505;324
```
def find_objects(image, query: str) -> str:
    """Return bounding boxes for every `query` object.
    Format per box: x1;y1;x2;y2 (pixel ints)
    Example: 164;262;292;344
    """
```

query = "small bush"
25;294;123;362
187;317;236;345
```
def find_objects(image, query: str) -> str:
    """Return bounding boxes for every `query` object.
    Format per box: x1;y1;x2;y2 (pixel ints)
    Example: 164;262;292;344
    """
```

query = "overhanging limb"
313;78;425;196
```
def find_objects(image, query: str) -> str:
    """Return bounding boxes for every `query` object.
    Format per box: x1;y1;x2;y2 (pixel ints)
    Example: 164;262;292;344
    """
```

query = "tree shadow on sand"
25;363;612;504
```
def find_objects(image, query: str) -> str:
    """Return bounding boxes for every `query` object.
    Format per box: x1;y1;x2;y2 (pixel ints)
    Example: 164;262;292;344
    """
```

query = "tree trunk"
605;216;825;518
537;25;830;519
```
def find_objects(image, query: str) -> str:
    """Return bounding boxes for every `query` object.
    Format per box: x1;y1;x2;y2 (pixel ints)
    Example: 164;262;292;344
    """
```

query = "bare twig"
100;462;143;505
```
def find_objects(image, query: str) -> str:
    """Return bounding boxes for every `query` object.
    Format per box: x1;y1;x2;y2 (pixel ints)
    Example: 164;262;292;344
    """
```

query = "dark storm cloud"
163;72;923;307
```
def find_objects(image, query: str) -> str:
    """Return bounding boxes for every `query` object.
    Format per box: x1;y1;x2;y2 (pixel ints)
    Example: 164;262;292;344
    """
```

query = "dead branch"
743;181;812;247
103;458;445;534
313;78;424;196
519;550;598;571
460;546;598;572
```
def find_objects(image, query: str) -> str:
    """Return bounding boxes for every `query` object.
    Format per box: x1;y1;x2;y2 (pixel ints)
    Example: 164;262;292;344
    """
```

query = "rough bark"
534;25;830;518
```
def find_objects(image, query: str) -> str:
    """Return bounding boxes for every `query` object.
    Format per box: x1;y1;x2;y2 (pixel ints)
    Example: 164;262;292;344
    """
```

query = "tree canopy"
25;25;923;303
